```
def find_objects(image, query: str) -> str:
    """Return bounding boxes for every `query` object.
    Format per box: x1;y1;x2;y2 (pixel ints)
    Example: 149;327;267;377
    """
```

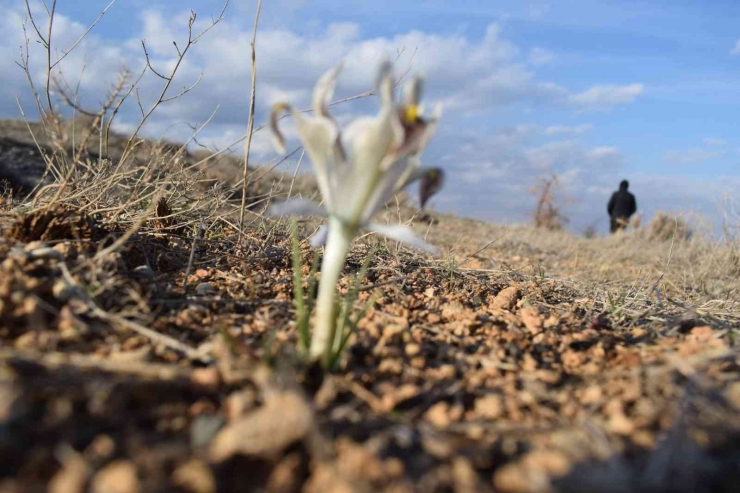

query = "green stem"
310;216;355;365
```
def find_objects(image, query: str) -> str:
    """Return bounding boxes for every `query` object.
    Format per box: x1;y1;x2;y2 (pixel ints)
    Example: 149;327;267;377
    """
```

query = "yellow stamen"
405;104;419;123
273;102;290;113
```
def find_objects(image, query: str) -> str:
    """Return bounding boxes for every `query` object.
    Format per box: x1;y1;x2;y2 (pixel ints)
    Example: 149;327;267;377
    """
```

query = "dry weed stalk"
531;169;570;231
238;0;264;244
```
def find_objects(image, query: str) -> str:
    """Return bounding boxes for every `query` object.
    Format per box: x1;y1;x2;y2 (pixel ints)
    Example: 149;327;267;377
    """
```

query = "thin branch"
51;0;117;69
184;218;205;290
161;72;204;102
24;0;48;48
44;0;58;117
141;40;172;81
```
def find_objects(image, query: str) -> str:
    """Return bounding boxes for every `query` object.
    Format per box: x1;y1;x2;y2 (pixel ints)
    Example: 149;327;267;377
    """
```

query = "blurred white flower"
268;61;444;363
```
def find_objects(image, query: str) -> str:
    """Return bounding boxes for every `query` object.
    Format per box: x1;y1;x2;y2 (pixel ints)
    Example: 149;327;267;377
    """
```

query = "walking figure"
607;180;637;233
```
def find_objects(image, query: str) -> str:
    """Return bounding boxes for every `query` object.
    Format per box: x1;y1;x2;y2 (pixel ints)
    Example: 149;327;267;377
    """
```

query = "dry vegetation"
1;1;740;492
530;170;571;232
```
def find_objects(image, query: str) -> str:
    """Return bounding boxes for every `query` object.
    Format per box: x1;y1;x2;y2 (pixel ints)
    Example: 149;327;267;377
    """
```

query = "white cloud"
544;124;593;136
528;47;554;66
731;39;740;56
665;148;722;164
568;83;644;111
703;137;727;147
528;4;551;20
0;2;693;234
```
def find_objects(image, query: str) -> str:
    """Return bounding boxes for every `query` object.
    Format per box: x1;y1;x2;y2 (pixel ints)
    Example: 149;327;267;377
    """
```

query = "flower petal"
397;166;445;209
375;59;394;107
359;155;416;223
309;224;329;248
313;63;343;118
393;102;441;161
403;76;423;108
269;103;290;154
267;199;328;217
336;108;402;218
367;223;439;255
292;111;344;207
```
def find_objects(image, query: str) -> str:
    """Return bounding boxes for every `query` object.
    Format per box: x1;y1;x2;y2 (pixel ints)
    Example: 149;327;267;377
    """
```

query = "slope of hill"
0;121;739;493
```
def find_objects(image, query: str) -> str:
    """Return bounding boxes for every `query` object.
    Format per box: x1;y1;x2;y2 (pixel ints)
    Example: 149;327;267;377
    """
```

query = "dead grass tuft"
646;211;692;242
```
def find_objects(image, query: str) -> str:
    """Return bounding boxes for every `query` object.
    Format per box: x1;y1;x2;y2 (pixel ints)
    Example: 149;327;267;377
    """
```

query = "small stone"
109;346;152;363
23;241;46;253
53;242;78;260
28;246;63;260
91;461;139;493
209;391;312;461
195;283;217;296
48;453;88;493
725;381;740;411
493;463;543;493
86;435;116;459
378;358;403;375
132;265;154;279
172;459;216;493
425;402;451;429
580;386;602;405
608;411;635;435
452;457;478;493
521;450;571;477
53;280;83;303
191;367;221;387
405;343;421;357
492;286;521;311
191;415;226;449
475;394;504;420
519;306;543;335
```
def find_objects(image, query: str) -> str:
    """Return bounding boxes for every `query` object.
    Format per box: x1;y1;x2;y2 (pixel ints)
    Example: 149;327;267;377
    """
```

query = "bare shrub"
647;211;692;242
583;222;597;239
531;170;570;231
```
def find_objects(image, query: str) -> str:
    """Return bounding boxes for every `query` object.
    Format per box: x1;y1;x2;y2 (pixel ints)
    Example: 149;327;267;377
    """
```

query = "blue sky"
1;0;739;234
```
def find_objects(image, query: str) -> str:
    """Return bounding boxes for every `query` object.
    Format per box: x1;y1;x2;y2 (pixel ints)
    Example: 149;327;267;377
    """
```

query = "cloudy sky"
2;0;739;234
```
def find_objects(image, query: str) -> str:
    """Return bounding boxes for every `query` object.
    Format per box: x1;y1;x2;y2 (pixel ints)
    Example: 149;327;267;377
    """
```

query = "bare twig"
184;218;205;290
50;0;118;69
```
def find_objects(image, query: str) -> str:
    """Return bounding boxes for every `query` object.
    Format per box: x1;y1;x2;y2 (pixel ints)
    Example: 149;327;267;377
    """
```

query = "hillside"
0;121;739;493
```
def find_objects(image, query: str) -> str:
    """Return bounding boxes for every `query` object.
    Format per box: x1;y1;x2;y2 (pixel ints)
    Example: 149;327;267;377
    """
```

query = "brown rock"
493;463;547;493
474;394;504;420
191;367;221;387
521;451;571;477
492;286;521;311
172;459;216;493
48;454;88;493
425;402;451;429
725;381;740;411
209;391;312;461
520;306;543;335
404;343;421;357
452;457;478;493
91;461;139;493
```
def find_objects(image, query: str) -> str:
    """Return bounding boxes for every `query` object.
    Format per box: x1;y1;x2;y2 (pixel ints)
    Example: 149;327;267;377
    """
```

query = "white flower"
268;61;444;253
267;61;444;364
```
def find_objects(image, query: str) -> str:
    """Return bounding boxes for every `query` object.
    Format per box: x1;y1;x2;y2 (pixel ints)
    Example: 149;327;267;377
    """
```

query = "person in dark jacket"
607;180;637;233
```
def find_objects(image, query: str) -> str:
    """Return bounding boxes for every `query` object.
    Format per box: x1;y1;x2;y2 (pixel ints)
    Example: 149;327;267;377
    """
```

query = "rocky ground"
0;122;739;493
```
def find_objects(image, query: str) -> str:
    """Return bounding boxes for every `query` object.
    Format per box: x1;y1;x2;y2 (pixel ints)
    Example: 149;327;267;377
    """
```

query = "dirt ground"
0;190;739;493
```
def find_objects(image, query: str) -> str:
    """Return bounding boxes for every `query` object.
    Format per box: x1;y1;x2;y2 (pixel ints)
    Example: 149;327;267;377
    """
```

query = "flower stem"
310;216;354;366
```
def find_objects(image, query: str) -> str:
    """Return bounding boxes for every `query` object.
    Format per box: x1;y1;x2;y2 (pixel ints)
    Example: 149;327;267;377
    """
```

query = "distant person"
607;180;637;233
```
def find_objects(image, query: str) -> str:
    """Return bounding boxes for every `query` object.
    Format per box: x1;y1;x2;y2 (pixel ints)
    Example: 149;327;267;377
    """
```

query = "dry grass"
530;170;571;231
